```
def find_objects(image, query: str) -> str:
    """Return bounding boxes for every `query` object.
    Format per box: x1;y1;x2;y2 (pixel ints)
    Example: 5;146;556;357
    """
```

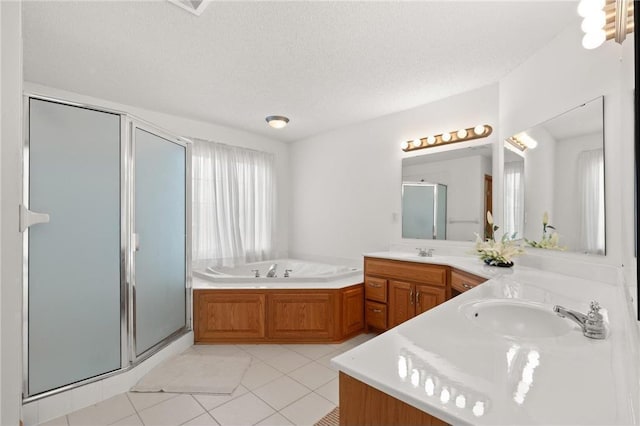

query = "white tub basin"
461;299;575;339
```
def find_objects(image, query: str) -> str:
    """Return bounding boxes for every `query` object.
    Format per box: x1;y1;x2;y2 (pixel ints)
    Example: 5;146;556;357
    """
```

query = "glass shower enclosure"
22;96;191;400
401;182;447;240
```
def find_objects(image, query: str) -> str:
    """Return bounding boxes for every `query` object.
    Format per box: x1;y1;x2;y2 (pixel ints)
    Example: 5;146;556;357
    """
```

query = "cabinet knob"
416;290;420;306
409;289;414;305
463;283;473;290
372;309;382;313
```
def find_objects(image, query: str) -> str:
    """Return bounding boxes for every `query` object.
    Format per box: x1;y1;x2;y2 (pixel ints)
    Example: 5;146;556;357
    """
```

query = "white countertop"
192;273;364;290
332;252;639;425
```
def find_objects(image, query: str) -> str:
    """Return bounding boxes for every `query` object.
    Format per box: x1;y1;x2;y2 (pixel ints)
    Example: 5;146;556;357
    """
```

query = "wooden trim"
339;372;448;425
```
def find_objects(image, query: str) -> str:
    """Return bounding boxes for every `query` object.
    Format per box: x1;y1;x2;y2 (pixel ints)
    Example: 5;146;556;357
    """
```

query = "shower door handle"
19;204;50;232
133;233;140;252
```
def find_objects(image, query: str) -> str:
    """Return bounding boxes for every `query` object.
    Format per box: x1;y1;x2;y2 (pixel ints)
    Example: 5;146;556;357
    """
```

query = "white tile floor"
39;334;376;426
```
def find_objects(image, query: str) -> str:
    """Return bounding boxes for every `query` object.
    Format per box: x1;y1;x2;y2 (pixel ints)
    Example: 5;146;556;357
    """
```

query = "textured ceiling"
23;1;578;143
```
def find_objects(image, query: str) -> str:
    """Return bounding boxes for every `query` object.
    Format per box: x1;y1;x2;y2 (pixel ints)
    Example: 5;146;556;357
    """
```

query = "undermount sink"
461;299;575;338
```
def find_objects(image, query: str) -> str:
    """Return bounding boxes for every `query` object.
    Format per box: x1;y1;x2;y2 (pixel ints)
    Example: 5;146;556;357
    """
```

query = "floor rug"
315;407;340;426
131;352;251;394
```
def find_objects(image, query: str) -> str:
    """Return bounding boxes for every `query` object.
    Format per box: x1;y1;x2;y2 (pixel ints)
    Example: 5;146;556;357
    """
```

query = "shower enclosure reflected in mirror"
504;96;605;254
402;182;447;239
401;143;493;241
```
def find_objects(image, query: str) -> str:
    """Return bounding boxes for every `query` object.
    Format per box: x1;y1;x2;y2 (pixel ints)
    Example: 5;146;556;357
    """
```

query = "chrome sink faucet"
266;263;277;278
416;248;434;257
553;301;607;339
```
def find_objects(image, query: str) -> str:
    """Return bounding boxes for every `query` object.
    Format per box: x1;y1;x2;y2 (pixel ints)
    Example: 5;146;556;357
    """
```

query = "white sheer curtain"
192;139;275;267
503;161;525;239
577;148;605;255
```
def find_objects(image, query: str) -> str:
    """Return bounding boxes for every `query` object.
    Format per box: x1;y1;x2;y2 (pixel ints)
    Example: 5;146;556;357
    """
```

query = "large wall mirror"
504;96;605;254
401;143;493;240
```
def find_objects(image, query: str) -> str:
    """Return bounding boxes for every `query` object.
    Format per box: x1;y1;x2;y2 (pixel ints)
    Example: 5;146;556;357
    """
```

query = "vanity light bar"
401;125;493;152
506;136;527;152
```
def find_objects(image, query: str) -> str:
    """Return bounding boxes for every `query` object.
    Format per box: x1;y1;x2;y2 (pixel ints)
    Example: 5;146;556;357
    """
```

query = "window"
192;139;275;266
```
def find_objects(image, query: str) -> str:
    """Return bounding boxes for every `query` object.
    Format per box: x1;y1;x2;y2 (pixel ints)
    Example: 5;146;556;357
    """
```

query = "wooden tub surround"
194;284;364;343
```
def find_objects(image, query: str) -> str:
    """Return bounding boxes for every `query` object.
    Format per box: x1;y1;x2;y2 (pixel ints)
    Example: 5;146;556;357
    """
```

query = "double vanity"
332;252;638;425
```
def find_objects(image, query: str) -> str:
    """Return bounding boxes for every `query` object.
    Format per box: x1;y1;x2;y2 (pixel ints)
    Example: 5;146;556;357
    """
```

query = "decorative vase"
484;259;514;268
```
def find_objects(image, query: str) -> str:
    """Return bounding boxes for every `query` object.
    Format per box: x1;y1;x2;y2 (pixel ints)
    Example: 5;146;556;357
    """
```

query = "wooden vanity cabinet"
388;281;446;328
450;268;487;294
364;257;448;331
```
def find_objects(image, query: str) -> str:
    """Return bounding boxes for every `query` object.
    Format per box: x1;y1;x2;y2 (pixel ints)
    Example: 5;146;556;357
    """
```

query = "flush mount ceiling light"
401;125;493;153
265;115;290;129
579;0;634;49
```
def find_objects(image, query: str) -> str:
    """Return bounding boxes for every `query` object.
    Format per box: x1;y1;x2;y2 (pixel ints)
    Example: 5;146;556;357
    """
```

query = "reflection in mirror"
401;182;447;239
402;143;493;241
504;97;605;254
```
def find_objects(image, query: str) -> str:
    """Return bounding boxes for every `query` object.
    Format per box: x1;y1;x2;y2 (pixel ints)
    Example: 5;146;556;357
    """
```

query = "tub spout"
266;263;277;278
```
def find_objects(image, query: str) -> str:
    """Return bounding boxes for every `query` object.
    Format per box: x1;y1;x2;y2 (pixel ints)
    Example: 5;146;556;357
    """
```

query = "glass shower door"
26;98;122;396
133;125;188;357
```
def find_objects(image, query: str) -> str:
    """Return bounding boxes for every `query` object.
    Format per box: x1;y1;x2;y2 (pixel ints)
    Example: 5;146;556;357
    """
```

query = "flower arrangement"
525;212;566;250
474;211;524;266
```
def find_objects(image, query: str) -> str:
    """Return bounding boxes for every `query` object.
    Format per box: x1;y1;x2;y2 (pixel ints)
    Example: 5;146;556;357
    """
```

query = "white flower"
542;211;549;226
486;211;494;226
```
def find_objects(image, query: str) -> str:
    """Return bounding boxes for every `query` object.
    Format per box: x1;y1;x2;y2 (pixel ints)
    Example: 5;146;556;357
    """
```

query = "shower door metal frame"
21;94;192;402
127;117;192;364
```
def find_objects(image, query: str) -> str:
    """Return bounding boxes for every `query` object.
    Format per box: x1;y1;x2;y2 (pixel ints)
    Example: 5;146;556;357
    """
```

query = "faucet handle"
589;301;601;313
284;269;293;278
251;269;260;278
416;248;427;256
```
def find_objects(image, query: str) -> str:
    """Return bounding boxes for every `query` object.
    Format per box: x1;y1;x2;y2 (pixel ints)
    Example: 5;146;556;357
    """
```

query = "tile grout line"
188;394;220;426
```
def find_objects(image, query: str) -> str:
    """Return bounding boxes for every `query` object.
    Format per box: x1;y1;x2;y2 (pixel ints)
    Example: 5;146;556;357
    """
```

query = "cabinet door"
194;291;265;341
268;292;336;340
342;286;364;336
415;284;446;316
388;281;414;328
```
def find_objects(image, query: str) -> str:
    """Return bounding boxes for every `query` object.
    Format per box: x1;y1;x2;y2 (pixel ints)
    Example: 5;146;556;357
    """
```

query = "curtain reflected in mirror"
504;96;605;254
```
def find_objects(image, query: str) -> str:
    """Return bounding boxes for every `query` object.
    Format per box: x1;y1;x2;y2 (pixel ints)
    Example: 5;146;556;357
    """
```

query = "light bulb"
427;135;437;145
582;29;606;49
401;141;409;150
474;125;486;135
581;11;605;33
457;129;468;139
441;132;452;142
413;139;423;148
577;0;605;18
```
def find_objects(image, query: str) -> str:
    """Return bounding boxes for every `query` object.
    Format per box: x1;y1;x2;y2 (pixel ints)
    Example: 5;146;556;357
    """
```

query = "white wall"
289;83;499;264
25;82;291;260
1;2;23;425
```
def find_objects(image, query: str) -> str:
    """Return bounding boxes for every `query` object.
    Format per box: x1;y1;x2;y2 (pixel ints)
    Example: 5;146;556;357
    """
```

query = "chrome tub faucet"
266;263;278;278
553;301;607;339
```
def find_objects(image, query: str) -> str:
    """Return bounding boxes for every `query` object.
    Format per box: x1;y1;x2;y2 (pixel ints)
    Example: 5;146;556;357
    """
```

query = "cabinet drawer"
365;276;387;302
365;301;387;330
451;269;487;293
365;257;447;287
